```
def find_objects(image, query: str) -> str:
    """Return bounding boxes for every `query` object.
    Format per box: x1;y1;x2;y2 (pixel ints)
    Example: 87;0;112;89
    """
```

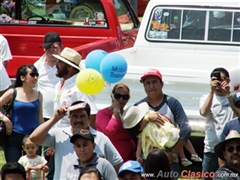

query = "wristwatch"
171;152;178;158
144;114;149;122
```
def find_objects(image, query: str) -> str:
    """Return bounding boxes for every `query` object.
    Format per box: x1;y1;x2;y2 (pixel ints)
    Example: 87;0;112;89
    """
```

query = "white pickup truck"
94;0;240;135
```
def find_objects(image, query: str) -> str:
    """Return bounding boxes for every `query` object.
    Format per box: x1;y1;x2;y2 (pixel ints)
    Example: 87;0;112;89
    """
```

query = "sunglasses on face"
113;93;129;100
29;72;39;77
226;145;240;153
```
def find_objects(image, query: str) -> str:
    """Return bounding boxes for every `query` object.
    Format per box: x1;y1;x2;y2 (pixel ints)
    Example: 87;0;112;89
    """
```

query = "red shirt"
96;108;136;162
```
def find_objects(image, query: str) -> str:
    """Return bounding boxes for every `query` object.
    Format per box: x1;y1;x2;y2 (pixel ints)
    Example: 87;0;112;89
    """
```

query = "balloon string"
105;82;112;95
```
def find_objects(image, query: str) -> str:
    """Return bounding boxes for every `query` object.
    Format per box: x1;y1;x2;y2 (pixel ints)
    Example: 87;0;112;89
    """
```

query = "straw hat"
122;102;149;129
214;130;240;160
53;47;82;70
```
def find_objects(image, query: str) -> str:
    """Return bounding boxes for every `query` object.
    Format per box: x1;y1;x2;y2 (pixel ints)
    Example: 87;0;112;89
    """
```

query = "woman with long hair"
0;65;44;162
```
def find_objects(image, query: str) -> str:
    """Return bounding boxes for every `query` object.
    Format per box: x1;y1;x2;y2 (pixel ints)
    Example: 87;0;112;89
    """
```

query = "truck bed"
94;45;240;134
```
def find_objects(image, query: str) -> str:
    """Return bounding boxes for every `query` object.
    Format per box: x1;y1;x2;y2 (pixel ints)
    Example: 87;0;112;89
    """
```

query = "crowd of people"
1;32;240;180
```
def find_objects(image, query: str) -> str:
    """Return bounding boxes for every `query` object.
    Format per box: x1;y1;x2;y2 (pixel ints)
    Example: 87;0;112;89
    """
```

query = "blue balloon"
85;50;108;72
100;53;128;83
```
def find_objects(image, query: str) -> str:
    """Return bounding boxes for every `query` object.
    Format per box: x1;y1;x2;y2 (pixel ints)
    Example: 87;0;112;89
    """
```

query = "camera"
213;71;221;81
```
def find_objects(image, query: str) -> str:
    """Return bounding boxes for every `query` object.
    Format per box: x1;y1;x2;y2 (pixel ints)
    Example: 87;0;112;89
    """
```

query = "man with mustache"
214;130;240;180
29;100;123;180
200;67;240;180
52;47;98;129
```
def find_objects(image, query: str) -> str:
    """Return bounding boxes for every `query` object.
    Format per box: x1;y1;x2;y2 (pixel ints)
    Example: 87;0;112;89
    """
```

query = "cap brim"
141;74;162;82
39;42;53;48
118;169;142;177
70;134;93;143
53;54;80;70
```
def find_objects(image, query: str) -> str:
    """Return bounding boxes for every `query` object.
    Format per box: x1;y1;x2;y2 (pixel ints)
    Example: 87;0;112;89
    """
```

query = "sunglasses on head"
226;145;240;153
29;72;39;77
113;93;129;100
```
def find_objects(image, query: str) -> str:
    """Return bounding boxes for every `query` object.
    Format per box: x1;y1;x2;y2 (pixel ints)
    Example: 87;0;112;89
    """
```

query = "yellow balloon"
76;69;105;95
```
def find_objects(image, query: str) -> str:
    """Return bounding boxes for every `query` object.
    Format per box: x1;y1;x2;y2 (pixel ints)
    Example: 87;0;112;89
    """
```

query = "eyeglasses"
226;145;240;153
29;72;39;77
113;93;129;100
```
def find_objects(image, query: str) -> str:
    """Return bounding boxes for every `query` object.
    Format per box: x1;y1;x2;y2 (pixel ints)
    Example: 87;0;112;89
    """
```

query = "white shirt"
0;35;12;62
0;35;12;91
34;54;60;118
200;94;234;153
0;60;11;91
54;74;98;127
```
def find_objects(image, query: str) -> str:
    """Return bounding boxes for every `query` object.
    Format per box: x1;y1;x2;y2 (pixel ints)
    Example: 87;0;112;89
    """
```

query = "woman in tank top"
0;65;44;162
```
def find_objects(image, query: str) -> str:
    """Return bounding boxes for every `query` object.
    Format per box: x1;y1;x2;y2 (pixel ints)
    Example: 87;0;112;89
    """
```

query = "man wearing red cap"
135;68;192;176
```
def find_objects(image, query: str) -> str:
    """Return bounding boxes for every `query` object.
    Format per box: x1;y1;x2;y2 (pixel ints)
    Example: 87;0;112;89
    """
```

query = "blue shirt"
221;117;240;141
12;99;39;134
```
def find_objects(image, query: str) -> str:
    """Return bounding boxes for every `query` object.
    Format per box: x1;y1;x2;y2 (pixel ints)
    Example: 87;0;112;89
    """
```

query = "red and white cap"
140;68;162;82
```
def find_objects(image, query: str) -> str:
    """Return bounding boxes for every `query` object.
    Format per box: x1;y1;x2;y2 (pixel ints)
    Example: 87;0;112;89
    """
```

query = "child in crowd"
118;160;145;180
67;129;118;180
79;167;103;180
145;149;173;180
1;161;27;180
18;135;48;180
123;102;202;167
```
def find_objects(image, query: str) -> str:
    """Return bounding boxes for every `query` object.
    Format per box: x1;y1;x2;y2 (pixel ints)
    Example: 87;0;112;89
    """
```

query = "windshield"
146;6;240;44
0;0;135;30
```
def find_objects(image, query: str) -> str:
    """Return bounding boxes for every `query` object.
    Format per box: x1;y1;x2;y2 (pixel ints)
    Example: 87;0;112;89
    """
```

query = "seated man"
214;130;240;180
0;162;26;180
118;160;145;180
30;100;123;180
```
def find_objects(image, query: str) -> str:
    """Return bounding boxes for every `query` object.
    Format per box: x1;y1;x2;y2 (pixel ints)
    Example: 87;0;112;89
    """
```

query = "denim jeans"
171;161;179;180
4;132;25;162
202;152;218;180
4;131;41;162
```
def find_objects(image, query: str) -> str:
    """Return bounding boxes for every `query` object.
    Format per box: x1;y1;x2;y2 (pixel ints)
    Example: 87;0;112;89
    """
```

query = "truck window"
113;0;134;31
146;6;240;44
0;0;108;27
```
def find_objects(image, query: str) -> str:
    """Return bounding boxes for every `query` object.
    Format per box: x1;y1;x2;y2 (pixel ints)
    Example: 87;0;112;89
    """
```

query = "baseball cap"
118;160;143;177
140;68;162;82
70;129;94;143
232;90;240;108
40;32;61;48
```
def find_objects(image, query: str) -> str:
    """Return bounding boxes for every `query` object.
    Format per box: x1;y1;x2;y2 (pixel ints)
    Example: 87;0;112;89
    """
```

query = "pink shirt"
96;108;136;162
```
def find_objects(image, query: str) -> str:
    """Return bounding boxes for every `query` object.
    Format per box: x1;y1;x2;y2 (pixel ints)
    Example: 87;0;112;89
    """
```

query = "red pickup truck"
0;0;140;78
